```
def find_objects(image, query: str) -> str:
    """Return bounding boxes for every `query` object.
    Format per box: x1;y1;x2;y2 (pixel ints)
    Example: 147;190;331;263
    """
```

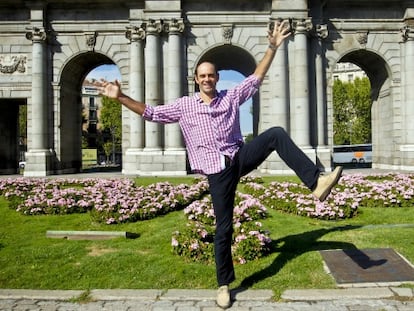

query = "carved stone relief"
0;55;27;74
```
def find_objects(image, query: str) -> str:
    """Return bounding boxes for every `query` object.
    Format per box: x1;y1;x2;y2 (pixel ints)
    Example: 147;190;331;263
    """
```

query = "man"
96;20;342;309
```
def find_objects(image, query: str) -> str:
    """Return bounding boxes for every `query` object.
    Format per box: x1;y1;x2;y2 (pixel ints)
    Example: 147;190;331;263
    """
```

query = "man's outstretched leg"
236;126;342;201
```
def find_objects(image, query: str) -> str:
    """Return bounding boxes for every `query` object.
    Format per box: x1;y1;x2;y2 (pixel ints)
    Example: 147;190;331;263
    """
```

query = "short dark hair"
195;61;218;76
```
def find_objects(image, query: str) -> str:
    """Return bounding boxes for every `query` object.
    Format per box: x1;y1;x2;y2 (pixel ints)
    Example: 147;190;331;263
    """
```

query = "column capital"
126;25;146;42
25;26;47;42
145;19;163;35
315;24;328;40
401;24;414;42
165;18;185;35
294;18;313;35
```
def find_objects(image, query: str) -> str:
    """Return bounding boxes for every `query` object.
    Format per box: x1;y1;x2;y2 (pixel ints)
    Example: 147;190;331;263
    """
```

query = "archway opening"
83;64;122;168
332;50;391;169
59;52;121;173
0;98;26;174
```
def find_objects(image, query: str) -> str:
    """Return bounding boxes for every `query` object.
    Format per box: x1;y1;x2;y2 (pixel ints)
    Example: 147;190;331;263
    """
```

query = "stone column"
291;19;312;147
24;26;52;176
313;23;332;170
144;19;162;150
402;24;414;144
126;25;145;149
165;19;185;151
267;25;289;131
315;24;328;146
26;27;47;151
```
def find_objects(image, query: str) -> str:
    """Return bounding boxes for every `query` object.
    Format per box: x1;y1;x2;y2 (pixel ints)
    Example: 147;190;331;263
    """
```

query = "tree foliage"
100;96;122;162
100;96;122;139
333;77;372;145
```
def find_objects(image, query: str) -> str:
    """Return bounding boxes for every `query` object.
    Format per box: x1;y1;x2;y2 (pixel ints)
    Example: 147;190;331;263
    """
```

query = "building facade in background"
81;80;102;148
333;63;366;82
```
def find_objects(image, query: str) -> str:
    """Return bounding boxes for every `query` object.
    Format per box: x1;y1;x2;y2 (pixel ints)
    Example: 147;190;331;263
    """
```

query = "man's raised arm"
253;19;291;82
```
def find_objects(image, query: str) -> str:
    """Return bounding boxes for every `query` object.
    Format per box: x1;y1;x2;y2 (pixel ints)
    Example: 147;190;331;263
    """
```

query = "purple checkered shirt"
143;74;261;175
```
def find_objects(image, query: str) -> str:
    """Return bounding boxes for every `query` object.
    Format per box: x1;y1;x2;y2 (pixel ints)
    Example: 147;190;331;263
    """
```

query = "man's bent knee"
268;126;287;136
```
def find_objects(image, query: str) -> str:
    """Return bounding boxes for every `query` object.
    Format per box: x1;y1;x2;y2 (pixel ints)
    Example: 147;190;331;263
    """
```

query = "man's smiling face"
195;62;219;97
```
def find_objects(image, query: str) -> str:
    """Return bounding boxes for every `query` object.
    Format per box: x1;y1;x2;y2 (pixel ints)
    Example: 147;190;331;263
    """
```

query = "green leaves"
333;77;372;145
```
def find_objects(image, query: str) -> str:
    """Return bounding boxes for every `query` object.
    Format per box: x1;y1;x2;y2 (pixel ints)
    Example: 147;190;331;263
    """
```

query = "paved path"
1;287;414;310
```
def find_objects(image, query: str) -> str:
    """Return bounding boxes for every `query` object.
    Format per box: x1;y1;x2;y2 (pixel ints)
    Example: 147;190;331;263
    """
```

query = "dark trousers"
207;126;320;286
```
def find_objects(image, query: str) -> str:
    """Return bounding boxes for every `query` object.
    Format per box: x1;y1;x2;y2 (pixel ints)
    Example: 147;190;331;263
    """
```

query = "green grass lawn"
1;176;414;299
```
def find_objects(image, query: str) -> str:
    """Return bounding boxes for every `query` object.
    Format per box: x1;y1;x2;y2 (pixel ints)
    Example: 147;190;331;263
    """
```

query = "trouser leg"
237;126;320;189
208;167;238;286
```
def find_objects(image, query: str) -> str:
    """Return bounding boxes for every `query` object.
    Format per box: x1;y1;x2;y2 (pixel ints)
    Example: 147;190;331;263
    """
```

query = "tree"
102;141;113;164
100;96;122;163
333;77;372;145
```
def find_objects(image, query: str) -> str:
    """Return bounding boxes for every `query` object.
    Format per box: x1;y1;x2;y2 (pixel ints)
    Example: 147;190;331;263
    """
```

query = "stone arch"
338;49;390;101
195;44;259;135
57;51;117;173
333;49;393;167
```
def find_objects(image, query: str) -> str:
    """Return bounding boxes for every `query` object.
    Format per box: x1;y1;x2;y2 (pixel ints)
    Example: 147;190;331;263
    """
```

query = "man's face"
195;62;219;96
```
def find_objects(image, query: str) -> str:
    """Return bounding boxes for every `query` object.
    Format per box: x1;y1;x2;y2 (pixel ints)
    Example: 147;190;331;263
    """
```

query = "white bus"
332;144;372;164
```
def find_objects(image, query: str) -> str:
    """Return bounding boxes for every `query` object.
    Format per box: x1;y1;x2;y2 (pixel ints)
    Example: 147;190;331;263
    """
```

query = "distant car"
19;161;26;169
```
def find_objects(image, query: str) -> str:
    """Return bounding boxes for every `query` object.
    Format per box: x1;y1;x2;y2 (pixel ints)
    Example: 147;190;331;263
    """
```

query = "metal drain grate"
320;248;414;287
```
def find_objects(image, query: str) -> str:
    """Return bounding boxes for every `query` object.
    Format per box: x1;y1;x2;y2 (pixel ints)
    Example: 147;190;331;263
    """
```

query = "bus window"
333;144;372;164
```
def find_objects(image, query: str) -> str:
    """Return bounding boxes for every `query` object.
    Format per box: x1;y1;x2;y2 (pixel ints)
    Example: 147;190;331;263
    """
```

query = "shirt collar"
195;91;219;105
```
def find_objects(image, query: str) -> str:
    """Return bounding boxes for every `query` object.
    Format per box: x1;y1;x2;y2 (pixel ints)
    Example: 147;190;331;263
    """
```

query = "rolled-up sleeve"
142;105;154;121
229;75;261;106
142;100;182;124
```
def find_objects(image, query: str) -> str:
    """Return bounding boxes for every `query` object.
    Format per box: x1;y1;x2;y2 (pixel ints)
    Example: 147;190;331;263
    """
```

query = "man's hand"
268;19;291;48
253;19;291;81
95;79;147;115
95;79;122;99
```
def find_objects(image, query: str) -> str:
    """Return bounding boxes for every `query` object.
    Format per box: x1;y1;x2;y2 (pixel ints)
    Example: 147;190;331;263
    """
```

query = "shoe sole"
318;166;343;202
216;302;231;309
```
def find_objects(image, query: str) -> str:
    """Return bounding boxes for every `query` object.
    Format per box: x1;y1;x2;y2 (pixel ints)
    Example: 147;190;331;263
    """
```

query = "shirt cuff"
142;105;154;121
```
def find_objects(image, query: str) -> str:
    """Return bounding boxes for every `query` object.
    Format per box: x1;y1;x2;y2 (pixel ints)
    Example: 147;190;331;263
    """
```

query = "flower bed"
0;177;209;224
172;192;271;264
1;173;414;264
241;173;414;220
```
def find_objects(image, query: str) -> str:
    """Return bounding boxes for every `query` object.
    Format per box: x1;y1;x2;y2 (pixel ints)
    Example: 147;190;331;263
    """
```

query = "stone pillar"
315;24;328;146
267;24;289;131
165;19;185;151
144;19;162;150
126;25;145;149
26;27;47;150
122;25;146;175
313;23;332;170
25;26;52;176
291;19;312;147
259;32;292;175
402;24;414;144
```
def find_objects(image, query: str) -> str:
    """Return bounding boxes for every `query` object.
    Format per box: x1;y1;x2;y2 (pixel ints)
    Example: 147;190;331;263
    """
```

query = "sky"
86;65;253;135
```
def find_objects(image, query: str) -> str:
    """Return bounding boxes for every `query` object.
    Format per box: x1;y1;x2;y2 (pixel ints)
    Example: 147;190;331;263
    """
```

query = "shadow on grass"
236;225;362;290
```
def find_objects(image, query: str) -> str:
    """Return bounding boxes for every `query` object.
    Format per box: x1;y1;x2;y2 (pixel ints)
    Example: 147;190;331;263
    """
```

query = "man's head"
194;61;219;97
